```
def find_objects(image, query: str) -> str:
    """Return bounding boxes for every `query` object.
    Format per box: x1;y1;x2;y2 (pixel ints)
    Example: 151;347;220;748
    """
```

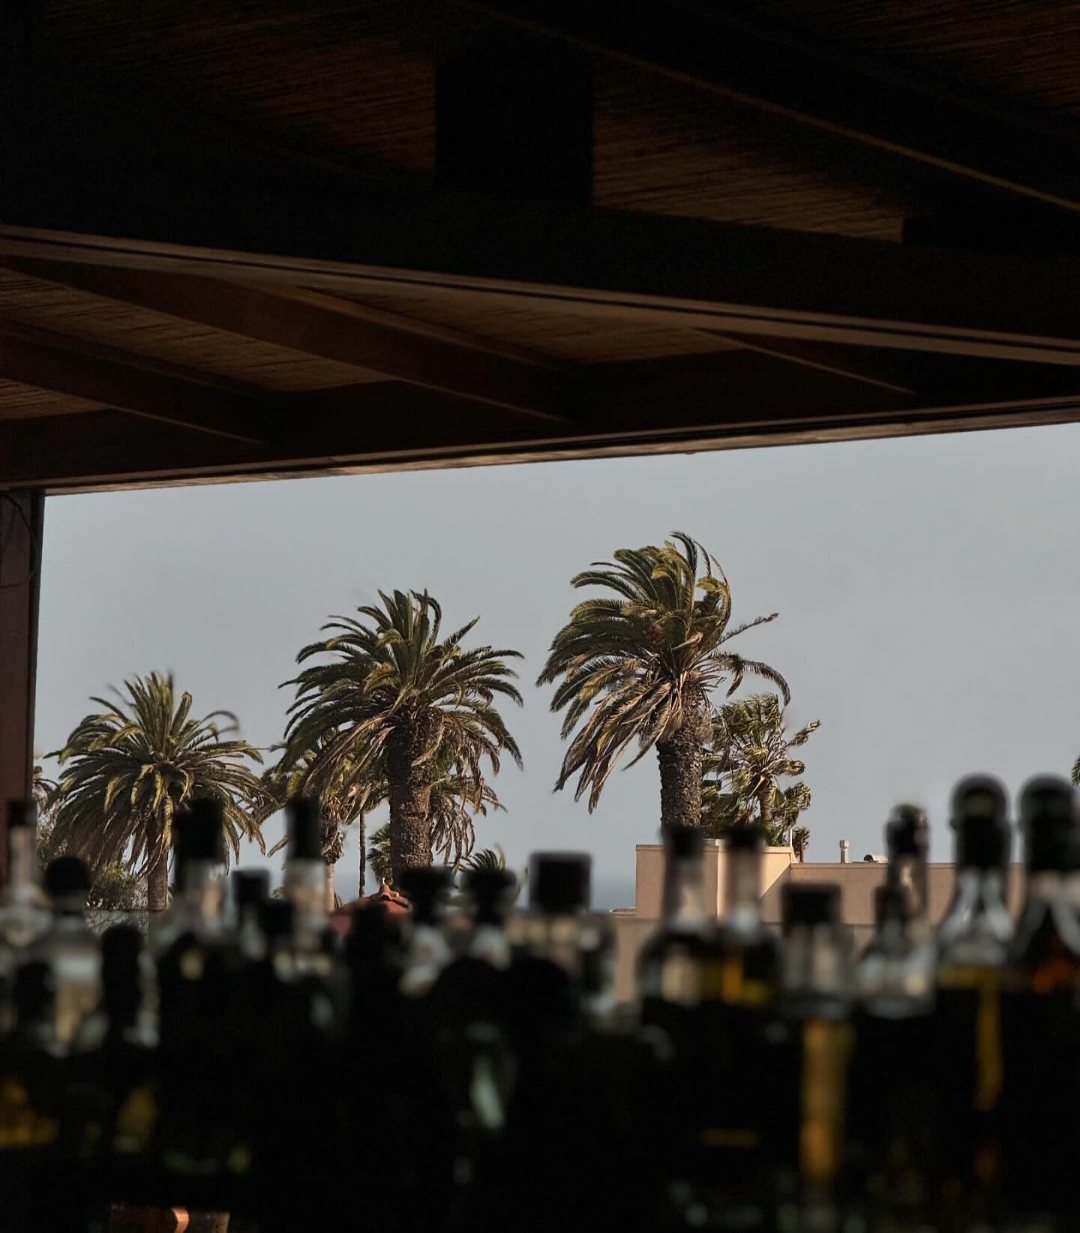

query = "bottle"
773;883;854;1232
30;856;101;1048
282;798;334;957
689;828;780;1232
230;868;270;963
932;775;1012;1228
1000;776;1080;1225
0;802;51;1030
848;805;935;1229
638;825;708;1042
398;865;455;997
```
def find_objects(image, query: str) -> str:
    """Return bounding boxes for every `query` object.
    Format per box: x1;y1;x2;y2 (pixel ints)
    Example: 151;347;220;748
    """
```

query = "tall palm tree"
281;590;522;885
702;693;819;858
538;532;789;830
49;673;268;911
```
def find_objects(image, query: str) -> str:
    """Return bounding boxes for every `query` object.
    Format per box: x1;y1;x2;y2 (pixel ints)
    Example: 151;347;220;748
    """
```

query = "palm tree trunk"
146;814;169;912
358;811;367;897
757;785;774;831
387;725;433;886
324;860;335;910
656;704;708;829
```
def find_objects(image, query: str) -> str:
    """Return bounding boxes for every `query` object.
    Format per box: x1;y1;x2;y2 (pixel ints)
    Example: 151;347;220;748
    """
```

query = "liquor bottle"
155;800;247;1214
282;798;337;967
688;828;780;1232
0;802;51;1031
30;856;101;1048
932;775;1012;1229
1000;776;1080;1226
772;883;854;1233
398;865;455;997
638;825;708;1043
230;868;269;963
848;805;935;1230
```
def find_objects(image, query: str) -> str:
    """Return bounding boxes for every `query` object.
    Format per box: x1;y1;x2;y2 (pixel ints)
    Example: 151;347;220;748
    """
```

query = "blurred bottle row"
0;776;1078;1232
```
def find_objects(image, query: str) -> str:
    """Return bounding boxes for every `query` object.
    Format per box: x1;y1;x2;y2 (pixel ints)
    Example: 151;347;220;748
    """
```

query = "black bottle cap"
44;854;91;901
286;797;323;862
398;866;454;923
465;868;516;921
664;825;705;859
7;800;37;832
258;898;295;938
528;852;591;913
886;804;929;859
723;826;765;853
173;798;225;864
232;868;270;909
950;775;1010;869
781;883;841;932
1019;775;1077;872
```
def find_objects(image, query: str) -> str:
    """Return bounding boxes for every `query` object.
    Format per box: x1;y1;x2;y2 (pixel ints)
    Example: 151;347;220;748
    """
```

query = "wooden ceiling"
2;0;1080;491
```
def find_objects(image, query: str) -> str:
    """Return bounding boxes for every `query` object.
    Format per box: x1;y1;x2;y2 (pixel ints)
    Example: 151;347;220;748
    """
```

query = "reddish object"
329;882;410;936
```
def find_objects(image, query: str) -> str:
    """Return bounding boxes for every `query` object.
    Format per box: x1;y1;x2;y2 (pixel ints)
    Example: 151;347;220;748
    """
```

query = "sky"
33;423;1080;907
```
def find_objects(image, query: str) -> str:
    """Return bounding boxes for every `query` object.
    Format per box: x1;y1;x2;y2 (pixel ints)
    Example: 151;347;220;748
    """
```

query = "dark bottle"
31;856;101;1048
0;802;51;1032
155;800;248;1212
230;868;270;963
282;798;336;965
932;775;1012;1229
772;883;853;1233
681;828;779;1232
639;825;708;1042
848;805;935;1230
398;865;455;997
1000;776;1080;1225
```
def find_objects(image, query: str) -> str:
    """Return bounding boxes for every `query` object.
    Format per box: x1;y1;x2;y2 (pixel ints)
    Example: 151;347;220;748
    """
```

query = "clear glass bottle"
282;797;333;960
849;805;935;1231
31;855;101;1049
639;825;708;1036
932;775;1012;1230
0;802;51;1030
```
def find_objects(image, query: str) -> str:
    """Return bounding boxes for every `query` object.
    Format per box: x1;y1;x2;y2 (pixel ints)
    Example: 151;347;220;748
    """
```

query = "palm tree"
702;693;819;859
538;532;789;830
49;673;268;911
281;590;522;885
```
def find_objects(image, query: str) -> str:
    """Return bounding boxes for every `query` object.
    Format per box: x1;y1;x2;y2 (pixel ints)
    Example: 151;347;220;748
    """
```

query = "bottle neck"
783;922;849;1001
724;848;762;930
284;858;329;926
663;854;706;931
6;827;38;901
175;860;225;925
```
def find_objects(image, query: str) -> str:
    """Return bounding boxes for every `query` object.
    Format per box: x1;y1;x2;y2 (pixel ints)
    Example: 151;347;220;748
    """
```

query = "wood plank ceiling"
2;0;1080;490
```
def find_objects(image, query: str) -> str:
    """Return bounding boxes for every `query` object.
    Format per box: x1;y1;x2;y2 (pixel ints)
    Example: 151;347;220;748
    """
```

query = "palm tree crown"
49;672;268;910
538;532;789;829
702;693;819;858
281;590;522;883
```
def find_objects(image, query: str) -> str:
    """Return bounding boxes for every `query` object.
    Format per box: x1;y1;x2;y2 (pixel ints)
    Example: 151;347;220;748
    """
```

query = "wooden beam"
4;358;1080;492
0;491;43;868
0;259;577;421
457;0;1080;216
0;323;272;443
3;213;1080;371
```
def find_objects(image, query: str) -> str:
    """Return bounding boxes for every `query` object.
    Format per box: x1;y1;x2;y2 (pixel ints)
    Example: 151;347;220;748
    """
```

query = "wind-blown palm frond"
48;673;269;908
280;590;521;881
702;693;819;857
539;532;789;825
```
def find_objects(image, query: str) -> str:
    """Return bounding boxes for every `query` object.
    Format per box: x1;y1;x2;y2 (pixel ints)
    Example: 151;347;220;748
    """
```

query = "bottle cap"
44;854;91;901
528;852;591;913
398;866;454;923
258;898;295;939
7;800;37;832
886;804;929;859
1019;775;1077;872
232;868;270;909
465;867;516;921
665;825;705;859
286;797;323;862
723;826;765;854
781;883;841;932
173;798;225;864
950;775;1010;868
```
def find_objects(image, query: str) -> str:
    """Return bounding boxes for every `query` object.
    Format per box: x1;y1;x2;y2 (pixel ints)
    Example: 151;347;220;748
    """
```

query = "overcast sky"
33;424;1080;906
